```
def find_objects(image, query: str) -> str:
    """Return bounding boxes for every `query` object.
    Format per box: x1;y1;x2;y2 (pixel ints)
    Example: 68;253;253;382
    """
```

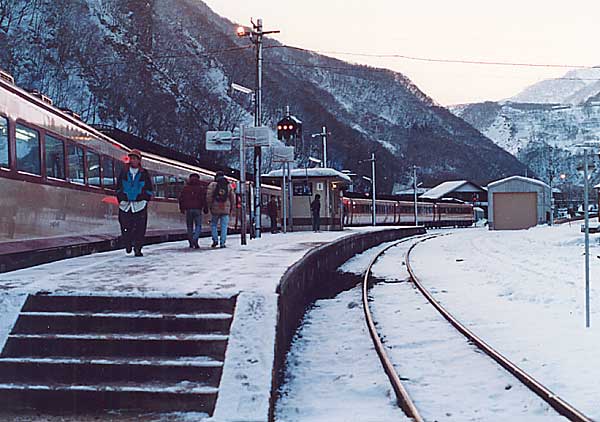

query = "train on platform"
0;73;280;245
0;72;473;247
342;193;474;228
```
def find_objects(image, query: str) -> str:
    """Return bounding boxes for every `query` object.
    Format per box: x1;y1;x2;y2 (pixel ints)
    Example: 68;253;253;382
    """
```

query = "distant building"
487;176;551;230
421;180;488;213
263;168;351;231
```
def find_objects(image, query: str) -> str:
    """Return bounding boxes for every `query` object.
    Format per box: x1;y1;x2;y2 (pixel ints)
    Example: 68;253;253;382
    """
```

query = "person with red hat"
115;149;153;257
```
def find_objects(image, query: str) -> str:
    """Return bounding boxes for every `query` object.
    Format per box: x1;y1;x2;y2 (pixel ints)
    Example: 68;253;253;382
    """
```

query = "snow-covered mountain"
452;67;600;187
509;67;600;105
0;0;528;192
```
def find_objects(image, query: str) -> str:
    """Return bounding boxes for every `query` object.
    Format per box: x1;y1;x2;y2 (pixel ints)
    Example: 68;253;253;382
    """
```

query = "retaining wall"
270;226;424;419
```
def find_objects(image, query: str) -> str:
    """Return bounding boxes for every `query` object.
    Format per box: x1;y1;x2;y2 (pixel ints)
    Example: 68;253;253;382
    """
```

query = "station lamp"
236;26;250;37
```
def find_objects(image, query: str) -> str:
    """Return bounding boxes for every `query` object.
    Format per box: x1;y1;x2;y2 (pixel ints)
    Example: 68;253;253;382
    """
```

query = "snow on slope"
509;67;600;105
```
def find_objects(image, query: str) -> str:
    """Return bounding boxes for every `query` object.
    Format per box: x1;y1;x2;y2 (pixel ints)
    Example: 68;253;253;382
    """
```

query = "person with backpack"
115;149;153;257
311;194;321;232
206;171;236;248
179;173;208;249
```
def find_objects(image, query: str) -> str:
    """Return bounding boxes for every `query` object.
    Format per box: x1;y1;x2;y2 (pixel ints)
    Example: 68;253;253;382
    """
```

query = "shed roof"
488;175;550;190
421;180;484;200
264;167;352;182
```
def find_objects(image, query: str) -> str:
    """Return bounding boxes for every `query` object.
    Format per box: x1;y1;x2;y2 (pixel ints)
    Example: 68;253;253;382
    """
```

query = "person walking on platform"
267;196;279;234
311;194;321;232
116;149;153;257
207;171;236;248
179;173;207;249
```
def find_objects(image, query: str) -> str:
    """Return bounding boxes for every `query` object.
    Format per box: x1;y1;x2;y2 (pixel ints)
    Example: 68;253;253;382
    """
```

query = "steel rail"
405;237;593;422
361;236;430;422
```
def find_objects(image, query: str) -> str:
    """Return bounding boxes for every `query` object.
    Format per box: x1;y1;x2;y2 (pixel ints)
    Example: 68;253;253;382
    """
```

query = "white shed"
487;176;551;230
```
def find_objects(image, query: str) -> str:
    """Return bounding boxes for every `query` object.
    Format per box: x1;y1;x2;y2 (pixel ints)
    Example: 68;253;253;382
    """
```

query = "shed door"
493;192;537;230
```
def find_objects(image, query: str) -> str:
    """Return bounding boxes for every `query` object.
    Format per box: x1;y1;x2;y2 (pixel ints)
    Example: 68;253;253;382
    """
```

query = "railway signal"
277;115;302;143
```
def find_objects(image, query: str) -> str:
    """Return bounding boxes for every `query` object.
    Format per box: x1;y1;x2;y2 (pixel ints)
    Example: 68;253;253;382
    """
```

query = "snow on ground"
275;288;408;422
0;228;391;422
400;222;600;420
275;240;421;422
0;229;383;296
370;241;565;421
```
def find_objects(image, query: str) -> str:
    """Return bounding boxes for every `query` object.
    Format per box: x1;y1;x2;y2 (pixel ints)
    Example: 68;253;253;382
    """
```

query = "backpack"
213;180;229;203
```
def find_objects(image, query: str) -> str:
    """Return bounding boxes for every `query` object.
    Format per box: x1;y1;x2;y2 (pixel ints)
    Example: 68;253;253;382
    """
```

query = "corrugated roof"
421;180;469;200
488;175;549;189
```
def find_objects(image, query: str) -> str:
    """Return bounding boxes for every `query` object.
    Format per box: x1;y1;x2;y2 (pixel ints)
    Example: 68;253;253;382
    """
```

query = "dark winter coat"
116;166;153;203
179;178;207;212
310;198;321;216
267;199;278;218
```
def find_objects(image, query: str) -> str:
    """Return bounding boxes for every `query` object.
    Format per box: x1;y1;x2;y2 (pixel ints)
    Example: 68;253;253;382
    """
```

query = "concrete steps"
0;294;236;414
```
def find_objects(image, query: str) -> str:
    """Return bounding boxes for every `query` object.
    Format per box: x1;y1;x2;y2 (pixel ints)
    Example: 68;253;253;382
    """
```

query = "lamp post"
236;19;280;239
413;165;419;226
360;153;376;226
576;142;599;328
231;83;254;246
312;127;330;168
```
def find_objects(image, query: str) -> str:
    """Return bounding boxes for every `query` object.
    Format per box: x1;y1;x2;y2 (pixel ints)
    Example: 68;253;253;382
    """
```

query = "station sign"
206;131;233;151
244;126;271;147
272;146;295;163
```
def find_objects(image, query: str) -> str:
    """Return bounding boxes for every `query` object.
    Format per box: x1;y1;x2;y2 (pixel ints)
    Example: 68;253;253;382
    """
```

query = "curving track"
362;235;592;422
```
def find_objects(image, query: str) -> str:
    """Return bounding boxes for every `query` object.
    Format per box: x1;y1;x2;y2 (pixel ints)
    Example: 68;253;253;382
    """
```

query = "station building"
263;168;351;231
487;176;551;230
421;180;488;213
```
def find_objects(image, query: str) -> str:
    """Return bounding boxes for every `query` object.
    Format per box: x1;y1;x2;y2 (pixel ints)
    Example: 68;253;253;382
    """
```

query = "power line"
268;44;598;70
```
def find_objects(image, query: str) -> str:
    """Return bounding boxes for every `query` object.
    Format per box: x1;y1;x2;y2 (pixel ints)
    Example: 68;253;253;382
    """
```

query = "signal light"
236;26;249;37
276;116;302;142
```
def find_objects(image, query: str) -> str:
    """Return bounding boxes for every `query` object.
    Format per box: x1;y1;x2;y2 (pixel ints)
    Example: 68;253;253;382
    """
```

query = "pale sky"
203;0;600;106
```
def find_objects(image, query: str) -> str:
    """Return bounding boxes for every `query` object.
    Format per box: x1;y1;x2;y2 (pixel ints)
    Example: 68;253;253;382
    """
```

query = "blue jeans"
211;214;230;246
186;209;203;245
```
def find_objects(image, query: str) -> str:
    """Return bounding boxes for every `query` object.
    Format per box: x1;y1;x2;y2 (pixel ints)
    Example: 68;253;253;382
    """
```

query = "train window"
16;124;41;175
67;144;85;184
86;151;100;186
101;157;115;189
114;158;124;178
153;175;166;198
167;176;184;199
45;135;65;180
0;117;8;168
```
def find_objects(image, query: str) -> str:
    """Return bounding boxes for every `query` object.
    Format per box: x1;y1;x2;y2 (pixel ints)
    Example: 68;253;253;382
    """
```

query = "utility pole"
583;148;590;327
413;165;418;226
236;19;280;239
239;126;247;245
312;126;330;168
548;145;555;226
372;153;376;226
361;154;377;226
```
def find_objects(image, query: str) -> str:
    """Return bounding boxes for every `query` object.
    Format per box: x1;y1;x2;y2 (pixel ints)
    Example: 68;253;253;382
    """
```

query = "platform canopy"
264;168;352;183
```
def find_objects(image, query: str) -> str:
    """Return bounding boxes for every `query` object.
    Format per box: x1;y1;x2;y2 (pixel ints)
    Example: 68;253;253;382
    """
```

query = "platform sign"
206;131;233;151
244;126;271;147
272;146;295;163
293;181;312;196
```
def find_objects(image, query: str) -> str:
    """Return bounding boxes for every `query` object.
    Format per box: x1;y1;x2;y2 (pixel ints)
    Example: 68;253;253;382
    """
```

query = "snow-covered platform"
0;227;423;421
409;222;600;420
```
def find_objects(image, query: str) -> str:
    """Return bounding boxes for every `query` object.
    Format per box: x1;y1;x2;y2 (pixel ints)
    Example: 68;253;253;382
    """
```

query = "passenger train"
0;72;280;245
0;72;473;247
343;194;474;227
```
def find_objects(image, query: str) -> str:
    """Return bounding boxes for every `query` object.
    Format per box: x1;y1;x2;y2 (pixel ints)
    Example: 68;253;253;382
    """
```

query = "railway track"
362;235;592;422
